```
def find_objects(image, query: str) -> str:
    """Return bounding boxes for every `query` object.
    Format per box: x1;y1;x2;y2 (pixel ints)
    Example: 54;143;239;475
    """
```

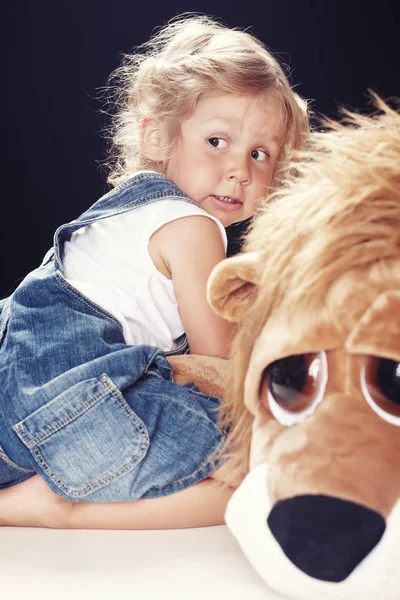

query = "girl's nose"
225;157;251;185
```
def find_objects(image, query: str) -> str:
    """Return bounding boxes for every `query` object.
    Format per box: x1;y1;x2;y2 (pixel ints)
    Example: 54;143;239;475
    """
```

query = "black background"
2;0;399;298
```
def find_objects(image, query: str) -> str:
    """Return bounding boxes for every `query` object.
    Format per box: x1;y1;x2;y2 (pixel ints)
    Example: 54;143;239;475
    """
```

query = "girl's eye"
361;356;400;426
208;137;228;149
260;351;328;426
251;149;269;161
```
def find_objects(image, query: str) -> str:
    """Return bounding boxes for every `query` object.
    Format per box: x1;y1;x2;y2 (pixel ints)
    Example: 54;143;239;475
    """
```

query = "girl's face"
165;91;285;227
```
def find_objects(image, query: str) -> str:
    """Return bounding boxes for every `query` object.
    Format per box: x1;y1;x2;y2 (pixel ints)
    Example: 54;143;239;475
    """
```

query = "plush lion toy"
202;96;400;600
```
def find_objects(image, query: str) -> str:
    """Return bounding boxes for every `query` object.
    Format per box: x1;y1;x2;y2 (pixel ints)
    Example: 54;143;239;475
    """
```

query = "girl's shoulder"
136;199;227;251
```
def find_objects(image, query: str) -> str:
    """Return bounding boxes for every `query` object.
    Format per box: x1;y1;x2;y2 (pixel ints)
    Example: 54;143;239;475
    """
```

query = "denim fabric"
0;173;225;501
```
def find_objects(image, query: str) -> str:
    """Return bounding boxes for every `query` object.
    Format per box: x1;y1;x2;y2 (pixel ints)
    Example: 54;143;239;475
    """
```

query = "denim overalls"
0;173;225;501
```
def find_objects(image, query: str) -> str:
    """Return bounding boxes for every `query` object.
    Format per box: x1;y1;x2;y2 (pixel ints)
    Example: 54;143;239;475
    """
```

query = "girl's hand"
0;475;73;529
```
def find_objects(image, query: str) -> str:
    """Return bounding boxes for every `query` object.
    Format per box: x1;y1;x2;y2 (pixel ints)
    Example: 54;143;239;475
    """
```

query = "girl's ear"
141;116;167;162
207;252;262;323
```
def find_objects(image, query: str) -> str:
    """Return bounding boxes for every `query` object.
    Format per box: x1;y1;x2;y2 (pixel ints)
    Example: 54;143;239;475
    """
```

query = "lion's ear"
207;252;261;323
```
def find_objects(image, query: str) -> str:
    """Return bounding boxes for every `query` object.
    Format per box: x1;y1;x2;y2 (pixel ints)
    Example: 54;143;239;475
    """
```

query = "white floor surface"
0;525;283;599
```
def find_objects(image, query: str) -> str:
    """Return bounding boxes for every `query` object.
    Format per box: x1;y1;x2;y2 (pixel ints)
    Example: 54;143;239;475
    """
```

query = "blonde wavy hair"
222;96;400;480
104;14;309;187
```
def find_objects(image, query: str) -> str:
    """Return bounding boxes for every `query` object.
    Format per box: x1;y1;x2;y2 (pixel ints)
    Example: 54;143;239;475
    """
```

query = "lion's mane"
223;96;400;480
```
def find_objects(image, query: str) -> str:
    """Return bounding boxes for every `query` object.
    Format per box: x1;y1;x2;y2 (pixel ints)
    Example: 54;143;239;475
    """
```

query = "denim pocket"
13;374;149;498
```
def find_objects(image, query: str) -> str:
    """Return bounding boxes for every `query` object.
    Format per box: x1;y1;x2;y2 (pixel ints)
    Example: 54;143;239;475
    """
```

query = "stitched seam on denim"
143;389;222;421
0;443;34;473
15;374;150;498
54;193;195;269
26;444;149;498
63;194;193;231
54;271;123;329
73;194;193;226
97;172;172;198
104;193;191;216
179;386;221;403
30;440;148;498
31;431;148;499
145;436;225;497
14;381;113;448
166;436;224;486
132;381;224;494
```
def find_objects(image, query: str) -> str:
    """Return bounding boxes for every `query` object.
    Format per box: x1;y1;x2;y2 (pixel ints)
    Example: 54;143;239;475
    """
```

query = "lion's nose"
267;495;385;582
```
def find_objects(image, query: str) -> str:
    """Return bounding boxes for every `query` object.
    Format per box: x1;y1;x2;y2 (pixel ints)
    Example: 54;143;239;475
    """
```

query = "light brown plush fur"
207;95;400;492
166;97;400;595
168;354;229;400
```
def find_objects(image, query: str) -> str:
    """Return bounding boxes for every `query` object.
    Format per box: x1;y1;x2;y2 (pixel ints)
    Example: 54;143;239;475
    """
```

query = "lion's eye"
260;352;328;426
361;356;400;426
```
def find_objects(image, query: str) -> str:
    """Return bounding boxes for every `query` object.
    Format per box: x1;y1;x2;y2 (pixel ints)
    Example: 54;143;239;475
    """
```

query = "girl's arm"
0;475;73;528
0;475;234;530
149;216;236;359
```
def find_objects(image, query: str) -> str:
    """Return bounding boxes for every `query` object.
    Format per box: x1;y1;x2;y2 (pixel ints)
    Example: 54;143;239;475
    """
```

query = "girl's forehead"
190;91;285;125
182;91;285;145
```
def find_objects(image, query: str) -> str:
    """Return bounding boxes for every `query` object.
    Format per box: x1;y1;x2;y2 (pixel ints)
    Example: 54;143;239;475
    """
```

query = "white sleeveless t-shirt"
62;199;227;351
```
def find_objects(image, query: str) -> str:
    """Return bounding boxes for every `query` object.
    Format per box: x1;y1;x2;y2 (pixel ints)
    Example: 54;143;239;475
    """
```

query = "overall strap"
46;173;197;270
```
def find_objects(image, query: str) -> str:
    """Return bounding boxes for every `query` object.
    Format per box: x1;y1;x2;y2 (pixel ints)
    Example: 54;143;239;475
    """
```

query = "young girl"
0;14;308;529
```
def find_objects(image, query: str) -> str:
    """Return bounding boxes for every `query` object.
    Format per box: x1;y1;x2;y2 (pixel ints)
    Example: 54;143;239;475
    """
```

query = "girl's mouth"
211;195;243;210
